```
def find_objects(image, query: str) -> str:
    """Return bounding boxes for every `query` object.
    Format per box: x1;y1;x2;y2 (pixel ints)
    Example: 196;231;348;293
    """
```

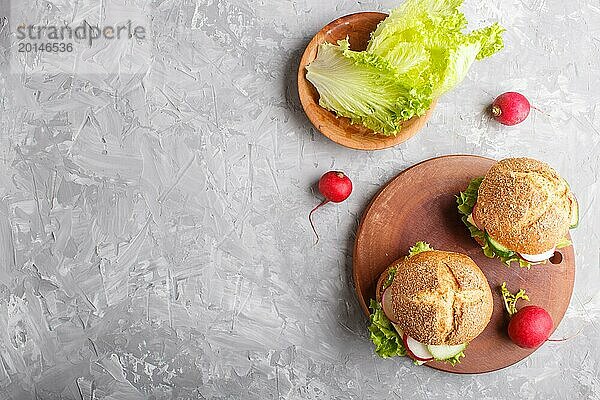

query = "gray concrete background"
0;0;599;399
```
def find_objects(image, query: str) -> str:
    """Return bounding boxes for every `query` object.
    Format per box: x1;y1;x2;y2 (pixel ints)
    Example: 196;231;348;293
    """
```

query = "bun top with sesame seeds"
473;158;574;254
380;250;493;346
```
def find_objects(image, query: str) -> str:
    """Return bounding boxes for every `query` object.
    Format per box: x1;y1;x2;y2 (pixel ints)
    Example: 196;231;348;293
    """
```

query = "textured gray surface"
0;0;599;399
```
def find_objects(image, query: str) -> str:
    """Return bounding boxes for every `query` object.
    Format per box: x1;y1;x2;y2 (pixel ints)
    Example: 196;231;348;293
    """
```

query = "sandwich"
457;158;578;267
368;242;493;365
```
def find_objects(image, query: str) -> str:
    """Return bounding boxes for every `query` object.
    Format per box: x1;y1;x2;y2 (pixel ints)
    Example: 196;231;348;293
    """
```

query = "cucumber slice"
485;232;514;258
569;195;579;229
427;343;467;360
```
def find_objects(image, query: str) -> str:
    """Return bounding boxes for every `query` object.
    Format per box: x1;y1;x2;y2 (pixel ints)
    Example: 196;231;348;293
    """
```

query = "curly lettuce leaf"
469;23;506;60
305;40;432;135
456;177;533;268
384;267;397;289
500;282;529;316
444;349;466;366
408;241;434;257
456;176;482;215
367;0;505;96
498;253;533;268
434;42;481;96
367;0;468;58
368;299;406;358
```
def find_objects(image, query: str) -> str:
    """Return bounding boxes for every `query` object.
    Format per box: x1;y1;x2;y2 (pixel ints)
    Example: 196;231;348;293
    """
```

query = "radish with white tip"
491;92;531;126
403;333;434;362
308;171;352;243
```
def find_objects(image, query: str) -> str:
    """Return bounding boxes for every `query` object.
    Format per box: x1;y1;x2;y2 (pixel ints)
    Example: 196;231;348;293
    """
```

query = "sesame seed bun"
381;250;493;346
474;158;573;254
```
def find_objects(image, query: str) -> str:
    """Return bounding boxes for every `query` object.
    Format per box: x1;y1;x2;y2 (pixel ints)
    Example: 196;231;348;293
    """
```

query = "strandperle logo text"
16;20;146;47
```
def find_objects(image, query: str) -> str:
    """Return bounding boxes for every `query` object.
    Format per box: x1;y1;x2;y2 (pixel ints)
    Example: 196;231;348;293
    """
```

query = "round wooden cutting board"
353;155;576;374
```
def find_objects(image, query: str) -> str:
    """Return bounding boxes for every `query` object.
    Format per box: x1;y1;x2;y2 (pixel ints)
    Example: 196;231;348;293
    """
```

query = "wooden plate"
353;155;575;374
297;12;437;151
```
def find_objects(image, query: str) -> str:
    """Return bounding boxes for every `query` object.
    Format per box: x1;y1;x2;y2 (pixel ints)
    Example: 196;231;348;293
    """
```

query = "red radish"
381;287;399;324
308;171;353;243
500;282;554;349
508;306;554;349
403;333;434;361
518;248;555;263
491;92;530;126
